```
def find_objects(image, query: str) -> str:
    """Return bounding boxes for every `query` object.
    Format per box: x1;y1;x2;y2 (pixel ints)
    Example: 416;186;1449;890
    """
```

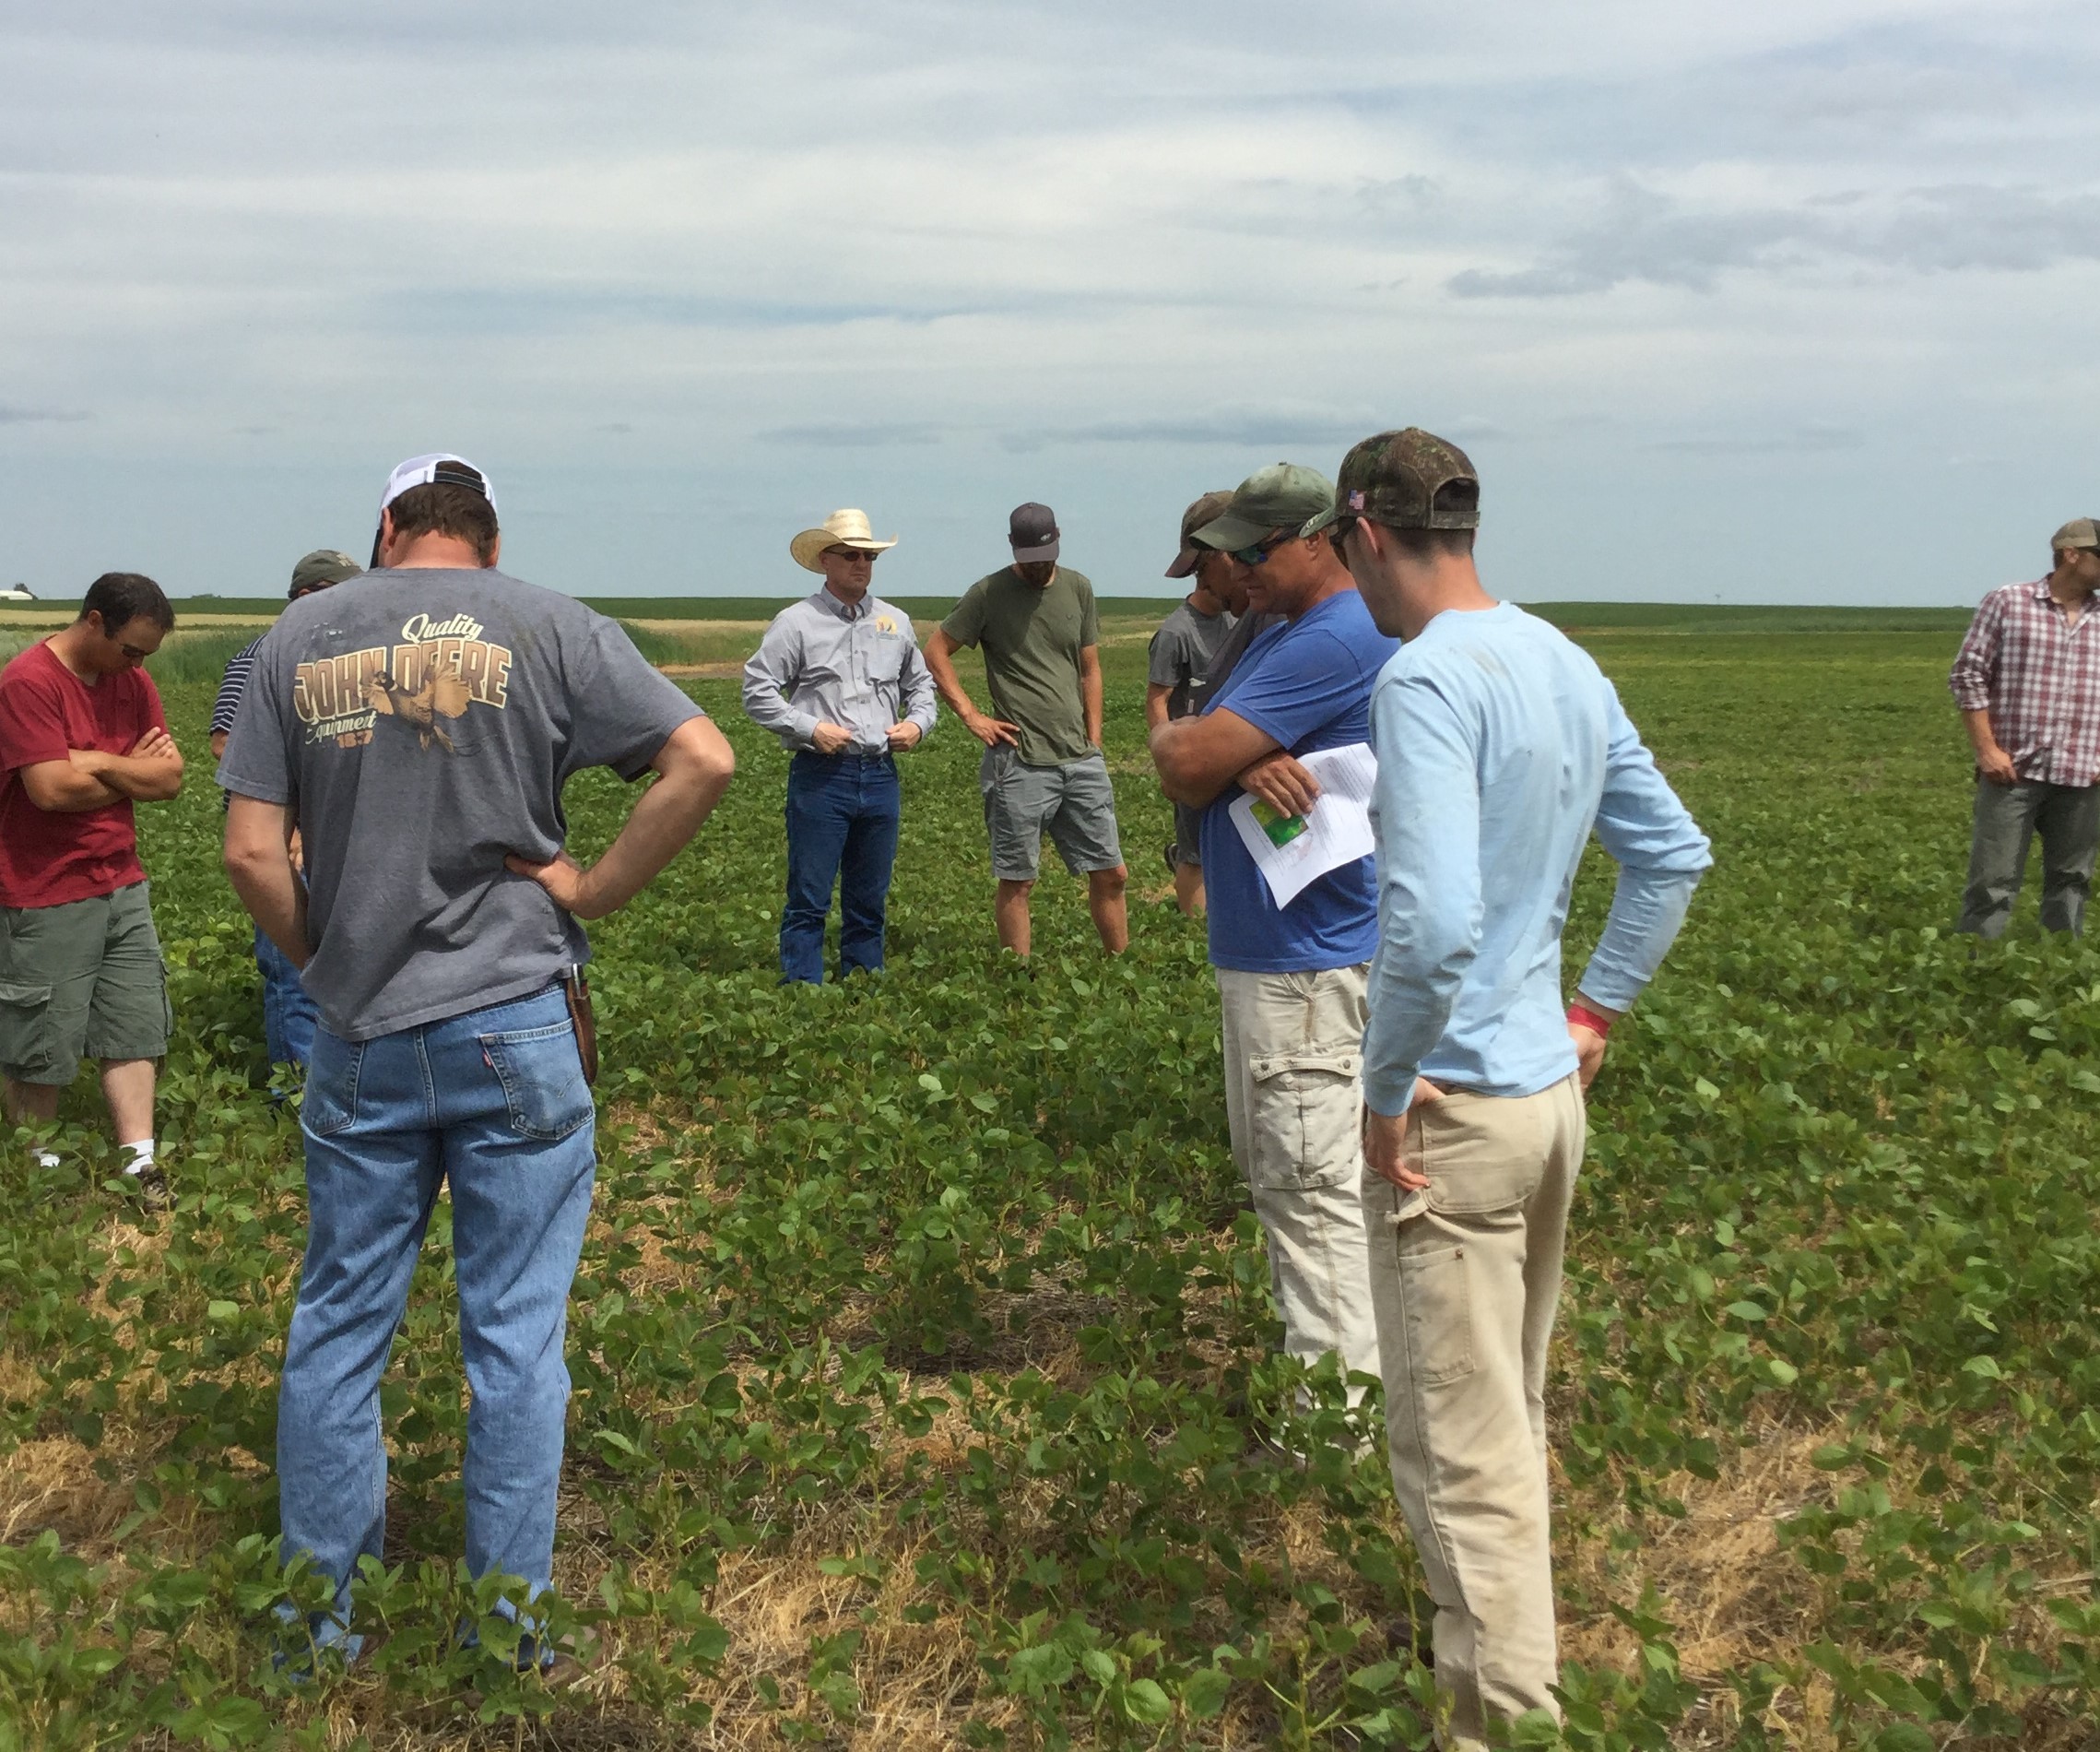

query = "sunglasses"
1231;529;1301;566
1324;513;1361;550
825;548;878;564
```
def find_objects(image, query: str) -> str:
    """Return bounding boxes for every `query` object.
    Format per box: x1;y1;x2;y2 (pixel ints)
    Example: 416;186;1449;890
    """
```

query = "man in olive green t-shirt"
925;503;1128;956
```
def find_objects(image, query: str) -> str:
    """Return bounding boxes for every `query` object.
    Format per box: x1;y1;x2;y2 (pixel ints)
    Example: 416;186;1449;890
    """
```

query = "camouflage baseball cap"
1165;490;1233;578
1304;428;1480;536
288;549;361;598
2052;518;2100;552
1192;464;1336;553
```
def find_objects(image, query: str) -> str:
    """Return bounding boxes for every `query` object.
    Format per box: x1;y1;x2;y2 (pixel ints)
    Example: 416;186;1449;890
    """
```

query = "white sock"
120;1140;155;1176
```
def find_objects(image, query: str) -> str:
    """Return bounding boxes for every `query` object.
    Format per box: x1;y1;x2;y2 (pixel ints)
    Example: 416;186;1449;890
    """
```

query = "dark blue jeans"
256;927;319;1067
782;751;901;984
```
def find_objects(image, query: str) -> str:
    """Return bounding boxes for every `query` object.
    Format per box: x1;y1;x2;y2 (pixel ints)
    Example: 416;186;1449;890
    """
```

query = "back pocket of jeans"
479;1022;593;1142
301;1034;363;1138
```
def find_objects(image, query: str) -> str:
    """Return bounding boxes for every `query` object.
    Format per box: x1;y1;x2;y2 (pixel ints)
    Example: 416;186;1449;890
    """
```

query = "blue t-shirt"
1199;587;1399;972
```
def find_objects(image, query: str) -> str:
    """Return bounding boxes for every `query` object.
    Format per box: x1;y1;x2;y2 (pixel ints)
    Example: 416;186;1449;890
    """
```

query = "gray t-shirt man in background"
219;453;736;1671
924;502;1129;957
1148;489;1242;916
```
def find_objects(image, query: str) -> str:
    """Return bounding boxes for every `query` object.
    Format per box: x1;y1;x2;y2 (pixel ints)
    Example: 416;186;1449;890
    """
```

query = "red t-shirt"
0;641;167;908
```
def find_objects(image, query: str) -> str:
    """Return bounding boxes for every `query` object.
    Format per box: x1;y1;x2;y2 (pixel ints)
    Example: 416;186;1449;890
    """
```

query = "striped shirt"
211;633;267;738
1949;579;2100;787
212;633;267;810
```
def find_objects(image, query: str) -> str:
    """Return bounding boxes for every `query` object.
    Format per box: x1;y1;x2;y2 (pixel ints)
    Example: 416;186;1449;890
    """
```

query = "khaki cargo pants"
1216;965;1381;1391
1364;1073;1586;1749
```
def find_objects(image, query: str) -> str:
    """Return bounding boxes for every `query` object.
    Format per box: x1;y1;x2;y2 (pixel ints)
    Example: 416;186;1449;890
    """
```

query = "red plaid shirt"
1949;578;2100;787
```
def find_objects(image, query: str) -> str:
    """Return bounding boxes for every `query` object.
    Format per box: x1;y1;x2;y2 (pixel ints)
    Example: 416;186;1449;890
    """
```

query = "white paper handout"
1227;741;1378;909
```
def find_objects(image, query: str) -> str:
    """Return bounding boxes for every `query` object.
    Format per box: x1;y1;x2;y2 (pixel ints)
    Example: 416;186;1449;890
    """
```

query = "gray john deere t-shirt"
218;567;702;1042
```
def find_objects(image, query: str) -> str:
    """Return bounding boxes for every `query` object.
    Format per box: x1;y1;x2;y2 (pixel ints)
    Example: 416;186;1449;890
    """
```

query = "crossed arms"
18;728;185;812
1149;708;1317;819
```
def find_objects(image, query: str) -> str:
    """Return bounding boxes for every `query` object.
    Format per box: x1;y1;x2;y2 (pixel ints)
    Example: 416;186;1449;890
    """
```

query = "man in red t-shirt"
0;573;185;1197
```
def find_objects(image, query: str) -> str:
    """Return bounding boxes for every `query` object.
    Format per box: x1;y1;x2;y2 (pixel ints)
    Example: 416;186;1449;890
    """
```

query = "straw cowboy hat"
790;508;898;573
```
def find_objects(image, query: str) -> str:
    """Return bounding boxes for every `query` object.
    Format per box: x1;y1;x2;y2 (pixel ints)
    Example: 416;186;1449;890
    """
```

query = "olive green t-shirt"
941;566;1101;766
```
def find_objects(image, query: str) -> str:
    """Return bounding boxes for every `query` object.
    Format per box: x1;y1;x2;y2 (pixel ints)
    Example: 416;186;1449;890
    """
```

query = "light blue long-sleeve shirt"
1362;602;1712;1116
741;587;938;754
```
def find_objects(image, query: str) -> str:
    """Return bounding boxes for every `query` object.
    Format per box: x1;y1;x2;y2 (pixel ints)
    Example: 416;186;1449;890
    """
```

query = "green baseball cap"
289;550;362;598
1304;428;1480;536
1191;463;1336;553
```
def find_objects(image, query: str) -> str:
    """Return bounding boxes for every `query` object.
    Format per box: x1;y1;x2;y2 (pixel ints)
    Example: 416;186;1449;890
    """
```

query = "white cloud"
1;0;2098;601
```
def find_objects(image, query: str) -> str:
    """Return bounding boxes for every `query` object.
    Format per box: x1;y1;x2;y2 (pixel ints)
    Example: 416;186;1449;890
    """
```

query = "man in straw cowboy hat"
743;509;937;984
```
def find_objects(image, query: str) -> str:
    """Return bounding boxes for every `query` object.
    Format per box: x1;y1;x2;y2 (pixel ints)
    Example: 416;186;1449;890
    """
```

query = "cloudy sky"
4;0;2096;604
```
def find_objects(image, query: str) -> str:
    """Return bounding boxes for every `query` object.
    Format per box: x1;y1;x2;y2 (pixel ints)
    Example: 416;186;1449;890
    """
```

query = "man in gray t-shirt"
219;453;735;1669
1148;491;1244;916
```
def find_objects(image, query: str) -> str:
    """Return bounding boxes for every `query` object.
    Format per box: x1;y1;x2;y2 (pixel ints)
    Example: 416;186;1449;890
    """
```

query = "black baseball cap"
1009;502;1060;563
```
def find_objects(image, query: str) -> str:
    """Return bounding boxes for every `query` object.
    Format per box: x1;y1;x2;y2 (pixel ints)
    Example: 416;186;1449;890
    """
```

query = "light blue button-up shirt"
1362;602;1712;1116
741;587;938;755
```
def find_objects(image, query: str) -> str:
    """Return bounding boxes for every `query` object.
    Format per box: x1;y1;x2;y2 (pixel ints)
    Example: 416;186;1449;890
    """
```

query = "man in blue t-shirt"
1149;462;1398;1404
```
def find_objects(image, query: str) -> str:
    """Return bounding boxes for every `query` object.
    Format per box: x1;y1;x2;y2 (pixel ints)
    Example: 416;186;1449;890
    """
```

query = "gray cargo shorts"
980;745;1124;882
0;882;171;1086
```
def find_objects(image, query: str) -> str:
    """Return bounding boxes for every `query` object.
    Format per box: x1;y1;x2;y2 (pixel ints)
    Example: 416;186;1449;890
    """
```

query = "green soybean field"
4;623;2099;1751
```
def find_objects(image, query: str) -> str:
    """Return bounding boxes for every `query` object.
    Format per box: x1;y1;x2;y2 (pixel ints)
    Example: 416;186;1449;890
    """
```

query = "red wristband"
1566;1002;1614;1037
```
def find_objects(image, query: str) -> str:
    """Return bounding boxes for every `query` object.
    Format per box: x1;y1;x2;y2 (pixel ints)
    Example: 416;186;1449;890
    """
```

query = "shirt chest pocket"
861;636;907;684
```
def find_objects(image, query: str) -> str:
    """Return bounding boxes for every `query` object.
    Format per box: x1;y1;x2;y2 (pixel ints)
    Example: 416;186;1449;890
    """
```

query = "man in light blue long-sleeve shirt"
743;509;937;984
1307;429;1710;1751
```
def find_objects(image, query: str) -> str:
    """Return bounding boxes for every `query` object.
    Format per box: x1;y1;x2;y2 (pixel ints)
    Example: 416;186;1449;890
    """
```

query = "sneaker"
122;1160;171;1212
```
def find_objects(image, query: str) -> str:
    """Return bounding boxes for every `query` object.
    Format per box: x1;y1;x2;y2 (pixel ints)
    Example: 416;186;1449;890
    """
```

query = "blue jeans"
277;985;596;1628
256;927;319;1067
781;752;901;985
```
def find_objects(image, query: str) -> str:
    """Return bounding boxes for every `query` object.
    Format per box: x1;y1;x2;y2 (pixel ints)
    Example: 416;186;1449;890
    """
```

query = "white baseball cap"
372;454;496;563
380;453;496;515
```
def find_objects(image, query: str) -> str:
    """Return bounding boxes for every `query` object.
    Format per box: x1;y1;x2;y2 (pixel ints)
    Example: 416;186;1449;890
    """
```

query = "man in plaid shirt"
1948;518;2100;936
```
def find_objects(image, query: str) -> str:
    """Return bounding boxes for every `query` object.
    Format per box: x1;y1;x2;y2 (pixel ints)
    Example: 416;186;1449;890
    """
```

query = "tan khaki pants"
1363;1074;1585;1750
1216;965;1381;1388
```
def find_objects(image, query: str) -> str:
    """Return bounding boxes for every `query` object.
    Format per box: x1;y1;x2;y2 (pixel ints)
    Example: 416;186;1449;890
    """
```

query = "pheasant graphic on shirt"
364;660;470;751
291;610;512;751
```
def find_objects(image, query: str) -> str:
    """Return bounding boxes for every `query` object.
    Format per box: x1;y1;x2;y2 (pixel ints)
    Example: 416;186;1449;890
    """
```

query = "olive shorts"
0;882;171;1086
